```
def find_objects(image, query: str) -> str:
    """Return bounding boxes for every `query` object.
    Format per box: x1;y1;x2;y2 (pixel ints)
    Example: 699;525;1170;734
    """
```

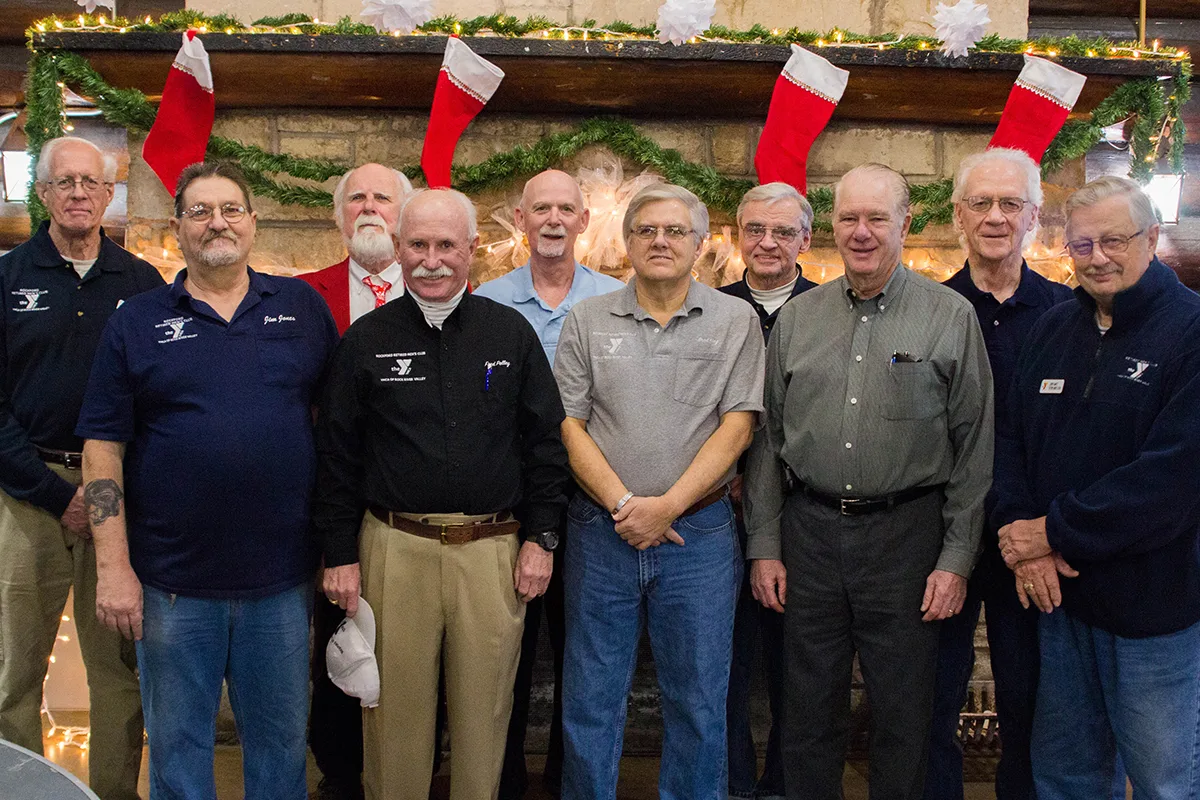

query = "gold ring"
1023;583;1035;591
328;597;339;605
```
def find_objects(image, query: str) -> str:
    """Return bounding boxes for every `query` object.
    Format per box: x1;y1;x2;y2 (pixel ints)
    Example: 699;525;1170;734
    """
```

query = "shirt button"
855;355;863;362
850;397;858;405
845;442;852;449
845;484;853;491
879;304;886;311
76;311;84;317
654;328;661;333
860;315;868;323
450;421;457;428
993;319;1000;326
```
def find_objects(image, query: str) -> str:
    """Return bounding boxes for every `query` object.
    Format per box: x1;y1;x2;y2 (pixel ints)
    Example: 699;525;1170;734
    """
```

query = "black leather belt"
37;447;82;470
793;482;944;516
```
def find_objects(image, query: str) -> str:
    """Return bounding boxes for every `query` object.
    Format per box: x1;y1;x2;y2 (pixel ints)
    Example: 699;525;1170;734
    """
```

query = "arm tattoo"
84;479;124;527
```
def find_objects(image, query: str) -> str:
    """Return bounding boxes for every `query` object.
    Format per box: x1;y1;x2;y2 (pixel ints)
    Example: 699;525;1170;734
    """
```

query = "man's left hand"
513;541;553;602
613;495;685;549
921;569;967;622
998;517;1051;567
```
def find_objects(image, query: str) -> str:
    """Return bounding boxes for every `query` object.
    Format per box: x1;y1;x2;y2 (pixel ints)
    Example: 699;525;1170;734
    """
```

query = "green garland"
23;19;1190;235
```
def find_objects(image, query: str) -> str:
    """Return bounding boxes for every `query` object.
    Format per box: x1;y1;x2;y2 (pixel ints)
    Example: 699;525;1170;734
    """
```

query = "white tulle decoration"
933;0;991;58
360;0;435;35
76;0;115;13
656;0;716;46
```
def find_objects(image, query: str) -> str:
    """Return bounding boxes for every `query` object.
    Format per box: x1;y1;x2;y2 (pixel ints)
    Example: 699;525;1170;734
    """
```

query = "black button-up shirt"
313;292;569;566
0;222;163;515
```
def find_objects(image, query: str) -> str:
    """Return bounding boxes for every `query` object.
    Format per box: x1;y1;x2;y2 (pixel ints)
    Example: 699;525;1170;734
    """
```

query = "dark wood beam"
0;1;185;46
1031;1;1200;18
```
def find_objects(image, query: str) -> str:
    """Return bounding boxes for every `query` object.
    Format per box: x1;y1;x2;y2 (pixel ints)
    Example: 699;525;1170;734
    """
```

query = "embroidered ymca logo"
12;288;48;313
605;337;623;355
154;316;198;344
378;350;426;383
1120;356;1157;386
395;358;412;375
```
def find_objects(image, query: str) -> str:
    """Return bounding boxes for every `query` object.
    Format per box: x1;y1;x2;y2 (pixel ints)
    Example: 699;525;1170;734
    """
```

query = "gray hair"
951;148;1044;208
737;182;814;233
1065;175;1160;233
333;165;413;231
36;136;118;183
397;188;478;241
173;161;254;218
623;183;709;247
833;163;910;221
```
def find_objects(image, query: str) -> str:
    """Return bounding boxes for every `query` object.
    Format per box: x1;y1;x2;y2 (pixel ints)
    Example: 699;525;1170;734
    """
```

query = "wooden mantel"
32;31;1187;127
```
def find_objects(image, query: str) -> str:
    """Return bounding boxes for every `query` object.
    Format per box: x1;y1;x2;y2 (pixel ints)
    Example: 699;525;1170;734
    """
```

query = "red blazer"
297;258;351;336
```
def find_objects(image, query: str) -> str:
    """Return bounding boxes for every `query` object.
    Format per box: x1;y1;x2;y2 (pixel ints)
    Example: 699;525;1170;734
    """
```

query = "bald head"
395;189;479;303
516;169;590;267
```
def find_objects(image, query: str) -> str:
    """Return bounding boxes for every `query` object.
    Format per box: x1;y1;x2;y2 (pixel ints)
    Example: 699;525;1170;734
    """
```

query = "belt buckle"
439;524;450;544
840;498;852;516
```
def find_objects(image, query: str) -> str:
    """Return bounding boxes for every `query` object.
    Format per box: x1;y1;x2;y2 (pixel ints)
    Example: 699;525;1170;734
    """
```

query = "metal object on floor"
0;739;100;800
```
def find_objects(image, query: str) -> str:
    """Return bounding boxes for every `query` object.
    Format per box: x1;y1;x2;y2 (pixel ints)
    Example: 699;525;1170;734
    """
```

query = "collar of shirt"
611;275;705;322
1072;256;1176;333
348;259;404;295
167;266;278;322
841;263;908;310
392;290;473;331
946;260;1043;308
30;221;127;275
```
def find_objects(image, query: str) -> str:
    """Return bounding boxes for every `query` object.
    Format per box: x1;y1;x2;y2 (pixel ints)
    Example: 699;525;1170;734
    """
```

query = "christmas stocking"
989;55;1087;164
420;37;505;189
142;31;214;196
754;44;849;193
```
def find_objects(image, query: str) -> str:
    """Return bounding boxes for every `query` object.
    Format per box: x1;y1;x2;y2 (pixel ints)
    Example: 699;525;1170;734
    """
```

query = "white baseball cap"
326;596;379;708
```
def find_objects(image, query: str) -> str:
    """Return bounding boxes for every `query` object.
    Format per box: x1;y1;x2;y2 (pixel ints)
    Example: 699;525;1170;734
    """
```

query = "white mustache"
411;266;454;279
355;213;389;232
540;224;568;237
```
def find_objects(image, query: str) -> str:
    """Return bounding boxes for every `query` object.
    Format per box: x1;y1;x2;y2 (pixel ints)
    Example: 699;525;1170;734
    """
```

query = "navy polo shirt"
944;261;1072;538
77;268;339;599
0;223;164;515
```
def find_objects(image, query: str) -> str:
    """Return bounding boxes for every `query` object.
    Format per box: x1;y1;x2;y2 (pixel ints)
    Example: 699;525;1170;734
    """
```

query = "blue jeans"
562;494;741;800
137;583;311;800
1033;610;1200;800
727;516;786;800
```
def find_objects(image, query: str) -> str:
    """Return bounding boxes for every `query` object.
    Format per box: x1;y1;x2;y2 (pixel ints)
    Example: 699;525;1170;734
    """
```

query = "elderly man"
744;163;993;800
76;161;339;799
924;148;1072;800
555;183;764;800
719;181;816;800
315;188;569;800
475;168;623;799
994;176;1200;799
299;161;412;800
298;163;412;335
0;136;161;800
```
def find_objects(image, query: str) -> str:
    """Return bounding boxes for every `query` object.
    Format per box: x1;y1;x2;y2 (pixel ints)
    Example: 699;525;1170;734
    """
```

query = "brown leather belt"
682;484;730;517
37;447;82;470
368;507;521;544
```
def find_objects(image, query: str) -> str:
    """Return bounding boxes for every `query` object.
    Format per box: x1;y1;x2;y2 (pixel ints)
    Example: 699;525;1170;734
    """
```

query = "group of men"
0;133;1197;800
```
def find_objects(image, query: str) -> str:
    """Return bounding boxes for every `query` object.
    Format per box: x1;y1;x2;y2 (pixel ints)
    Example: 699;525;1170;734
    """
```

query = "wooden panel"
1031;0;1200;18
34;33;1182;125
0;0;184;45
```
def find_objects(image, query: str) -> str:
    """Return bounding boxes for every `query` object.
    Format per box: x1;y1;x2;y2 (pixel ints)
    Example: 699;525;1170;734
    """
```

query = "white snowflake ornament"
933;0;991;58
76;0;116;13
361;0;435;35
656;0;716;46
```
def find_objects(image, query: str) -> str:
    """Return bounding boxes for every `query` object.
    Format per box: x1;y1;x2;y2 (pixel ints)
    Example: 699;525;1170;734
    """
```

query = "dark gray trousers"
781;490;945;800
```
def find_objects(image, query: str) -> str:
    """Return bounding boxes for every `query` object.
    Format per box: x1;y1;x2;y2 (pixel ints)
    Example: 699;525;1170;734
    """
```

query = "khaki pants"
0;464;143;800
359;512;524;800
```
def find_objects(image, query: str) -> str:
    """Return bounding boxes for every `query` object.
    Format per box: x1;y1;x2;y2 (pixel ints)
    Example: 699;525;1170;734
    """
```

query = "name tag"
1040;379;1064;394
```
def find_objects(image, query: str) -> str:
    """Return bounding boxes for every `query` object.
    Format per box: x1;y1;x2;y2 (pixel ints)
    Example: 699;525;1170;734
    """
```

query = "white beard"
347;227;396;267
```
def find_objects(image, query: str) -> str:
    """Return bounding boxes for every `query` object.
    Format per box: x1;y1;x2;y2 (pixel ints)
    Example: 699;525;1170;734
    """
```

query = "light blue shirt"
474;262;625;365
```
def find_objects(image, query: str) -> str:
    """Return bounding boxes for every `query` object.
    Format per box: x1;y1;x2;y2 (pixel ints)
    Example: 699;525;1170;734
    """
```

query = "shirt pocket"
881;362;945;420
256;329;312;388
673;352;727;408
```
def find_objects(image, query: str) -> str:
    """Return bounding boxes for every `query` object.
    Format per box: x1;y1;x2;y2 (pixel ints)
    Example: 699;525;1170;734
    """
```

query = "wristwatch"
532;530;560;552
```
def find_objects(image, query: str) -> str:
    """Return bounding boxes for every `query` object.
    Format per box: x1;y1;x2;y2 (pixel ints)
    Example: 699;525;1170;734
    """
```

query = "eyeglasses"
43;176;111;195
961;196;1031;215
180;203;248;224
631;225;694;242
741;223;803;244
1064;229;1144;259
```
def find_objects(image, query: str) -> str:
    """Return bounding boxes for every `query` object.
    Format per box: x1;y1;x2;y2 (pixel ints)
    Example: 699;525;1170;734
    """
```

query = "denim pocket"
676;496;733;534
567;493;604;525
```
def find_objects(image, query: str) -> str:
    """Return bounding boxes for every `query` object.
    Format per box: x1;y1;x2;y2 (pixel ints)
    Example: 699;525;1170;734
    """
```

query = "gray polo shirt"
743;266;994;576
554;277;765;497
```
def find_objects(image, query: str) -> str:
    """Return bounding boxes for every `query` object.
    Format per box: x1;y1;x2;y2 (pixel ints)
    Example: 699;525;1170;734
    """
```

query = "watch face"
537;530;560;551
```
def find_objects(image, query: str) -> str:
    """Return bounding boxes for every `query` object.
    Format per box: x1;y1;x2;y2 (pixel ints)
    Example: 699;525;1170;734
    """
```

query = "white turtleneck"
411;284;468;329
